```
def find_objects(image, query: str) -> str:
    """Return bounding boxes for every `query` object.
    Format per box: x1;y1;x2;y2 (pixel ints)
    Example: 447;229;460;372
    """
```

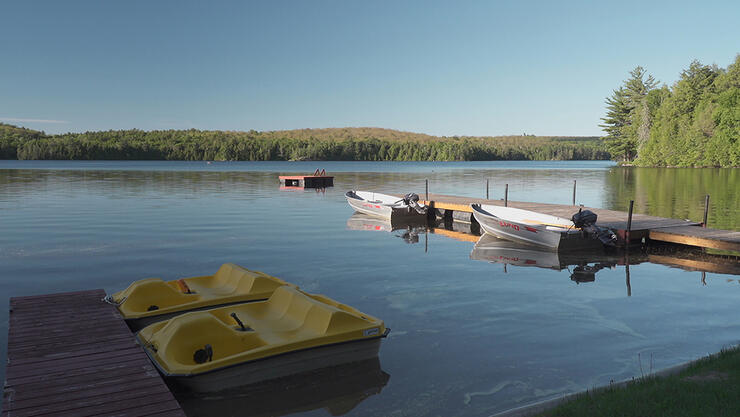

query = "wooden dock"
397;193;739;252
2;290;186;417
278;172;333;188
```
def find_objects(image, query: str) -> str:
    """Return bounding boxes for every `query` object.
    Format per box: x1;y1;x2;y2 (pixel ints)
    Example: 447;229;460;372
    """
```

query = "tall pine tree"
600;67;658;162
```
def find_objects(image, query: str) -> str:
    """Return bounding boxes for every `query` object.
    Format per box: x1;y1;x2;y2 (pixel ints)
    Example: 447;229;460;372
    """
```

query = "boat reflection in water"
174;357;389;417
346;213;427;244
470;234;620;283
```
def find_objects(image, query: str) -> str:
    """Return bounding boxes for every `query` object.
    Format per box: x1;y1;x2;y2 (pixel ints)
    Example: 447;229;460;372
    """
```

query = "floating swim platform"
136;286;389;391
106;263;296;329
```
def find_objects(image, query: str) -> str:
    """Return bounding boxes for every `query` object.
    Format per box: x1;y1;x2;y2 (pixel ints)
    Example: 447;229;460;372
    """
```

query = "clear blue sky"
2;0;738;136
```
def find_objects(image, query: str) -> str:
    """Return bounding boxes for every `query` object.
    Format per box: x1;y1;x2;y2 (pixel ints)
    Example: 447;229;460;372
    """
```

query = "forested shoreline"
601;54;739;167
0;125;608;161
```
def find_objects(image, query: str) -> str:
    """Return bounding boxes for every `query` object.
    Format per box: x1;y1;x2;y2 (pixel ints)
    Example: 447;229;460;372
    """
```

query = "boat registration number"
498;221;520;231
364;328;380;336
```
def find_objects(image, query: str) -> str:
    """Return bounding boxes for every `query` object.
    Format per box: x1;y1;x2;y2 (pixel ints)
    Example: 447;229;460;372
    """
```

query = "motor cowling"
402;193;420;205
571;208;598;228
403;193;427;214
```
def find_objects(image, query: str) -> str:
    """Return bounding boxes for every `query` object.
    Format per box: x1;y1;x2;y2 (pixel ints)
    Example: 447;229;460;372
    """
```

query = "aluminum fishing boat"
471;204;615;250
345;190;427;220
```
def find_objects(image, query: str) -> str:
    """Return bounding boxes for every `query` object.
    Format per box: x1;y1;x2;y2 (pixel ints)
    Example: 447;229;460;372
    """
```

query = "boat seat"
116;278;198;315
212;287;369;344
185;263;286;297
113;263;294;320
152;312;268;367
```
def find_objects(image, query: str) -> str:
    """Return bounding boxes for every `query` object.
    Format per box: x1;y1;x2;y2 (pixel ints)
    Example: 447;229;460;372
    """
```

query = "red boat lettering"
525;226;538;233
498;221;520;231
375;205;381;208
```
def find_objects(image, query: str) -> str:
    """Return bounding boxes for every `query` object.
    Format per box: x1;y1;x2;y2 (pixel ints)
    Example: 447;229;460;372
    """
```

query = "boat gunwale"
345;190;406;208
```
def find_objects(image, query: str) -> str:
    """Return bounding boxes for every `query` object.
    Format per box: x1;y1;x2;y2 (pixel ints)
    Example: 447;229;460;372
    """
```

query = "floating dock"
2;290;186;417
279;170;333;188
395;193;739;252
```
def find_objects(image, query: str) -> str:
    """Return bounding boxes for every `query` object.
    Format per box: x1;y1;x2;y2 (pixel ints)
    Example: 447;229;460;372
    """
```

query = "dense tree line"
601;54;739;167
0;125;608;161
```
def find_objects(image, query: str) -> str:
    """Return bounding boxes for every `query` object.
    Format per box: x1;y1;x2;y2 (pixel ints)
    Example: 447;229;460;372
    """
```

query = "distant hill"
0;124;608;161
0;123;47;158
262;126;600;143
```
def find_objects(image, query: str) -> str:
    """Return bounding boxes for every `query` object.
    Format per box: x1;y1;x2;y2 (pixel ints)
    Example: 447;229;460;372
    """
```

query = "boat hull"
152;336;385;392
345;191;426;221
472;205;566;249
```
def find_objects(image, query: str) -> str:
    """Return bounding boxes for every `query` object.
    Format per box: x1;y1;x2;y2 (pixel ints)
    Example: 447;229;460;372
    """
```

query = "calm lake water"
1;160;738;416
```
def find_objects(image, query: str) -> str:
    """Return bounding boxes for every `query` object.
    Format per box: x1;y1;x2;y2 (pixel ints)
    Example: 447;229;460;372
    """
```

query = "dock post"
504;184;508;207
572;180;576;206
426;200;436;223
425;179;429;201
626;200;634;247
625;255;632;297
486;179;489;200
703;194;710;227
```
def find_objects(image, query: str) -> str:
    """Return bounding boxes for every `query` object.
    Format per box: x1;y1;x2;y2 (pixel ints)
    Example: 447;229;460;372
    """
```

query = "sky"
1;0;739;137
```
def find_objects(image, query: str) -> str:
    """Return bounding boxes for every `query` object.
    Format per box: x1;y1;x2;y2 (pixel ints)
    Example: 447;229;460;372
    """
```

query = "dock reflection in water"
174;358;389;417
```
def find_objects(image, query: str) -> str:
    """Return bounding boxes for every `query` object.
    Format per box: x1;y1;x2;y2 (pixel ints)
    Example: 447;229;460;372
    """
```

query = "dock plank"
650;226;740;252
2;289;186;417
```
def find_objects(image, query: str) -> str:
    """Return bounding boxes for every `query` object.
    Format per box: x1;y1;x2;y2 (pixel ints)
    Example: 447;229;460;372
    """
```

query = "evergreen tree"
600;67;658;163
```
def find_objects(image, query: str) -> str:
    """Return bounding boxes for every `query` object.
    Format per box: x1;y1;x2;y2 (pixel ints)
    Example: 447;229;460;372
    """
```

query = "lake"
1;160;738;416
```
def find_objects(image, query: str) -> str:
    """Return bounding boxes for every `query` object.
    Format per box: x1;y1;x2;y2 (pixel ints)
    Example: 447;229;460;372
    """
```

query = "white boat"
471;204;609;250
345;191;427;220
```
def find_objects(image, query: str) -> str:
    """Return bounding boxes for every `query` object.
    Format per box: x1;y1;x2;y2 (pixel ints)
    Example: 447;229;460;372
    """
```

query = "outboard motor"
571;208;617;247
402;193;427;215
571;208;598;229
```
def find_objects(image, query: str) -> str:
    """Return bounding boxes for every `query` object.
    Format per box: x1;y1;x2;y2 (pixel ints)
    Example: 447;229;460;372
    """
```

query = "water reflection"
173;358;389;417
470;234;625;282
346;213;427;244
604;167;738;231
2;161;739;417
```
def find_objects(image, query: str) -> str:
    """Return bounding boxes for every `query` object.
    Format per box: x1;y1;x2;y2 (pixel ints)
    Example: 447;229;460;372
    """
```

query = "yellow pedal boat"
105;263;295;329
136;286;389;391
